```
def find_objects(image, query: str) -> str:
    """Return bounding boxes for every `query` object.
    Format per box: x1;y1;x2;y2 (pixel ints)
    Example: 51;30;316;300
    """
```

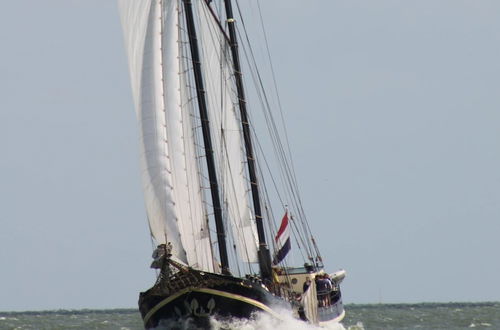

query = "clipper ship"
118;0;346;328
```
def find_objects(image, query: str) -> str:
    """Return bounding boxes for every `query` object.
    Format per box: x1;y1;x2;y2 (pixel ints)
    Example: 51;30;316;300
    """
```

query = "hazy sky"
1;1;499;311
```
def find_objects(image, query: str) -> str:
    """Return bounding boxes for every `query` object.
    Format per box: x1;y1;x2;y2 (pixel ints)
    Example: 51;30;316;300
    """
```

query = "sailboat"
118;0;346;328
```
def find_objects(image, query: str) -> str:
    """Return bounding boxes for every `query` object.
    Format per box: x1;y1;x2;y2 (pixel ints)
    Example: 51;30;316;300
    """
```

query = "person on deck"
316;274;327;307
324;274;333;306
303;277;312;292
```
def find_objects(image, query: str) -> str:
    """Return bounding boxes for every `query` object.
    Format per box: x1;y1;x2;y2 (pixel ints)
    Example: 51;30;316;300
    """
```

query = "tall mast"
222;0;273;281
182;0;230;275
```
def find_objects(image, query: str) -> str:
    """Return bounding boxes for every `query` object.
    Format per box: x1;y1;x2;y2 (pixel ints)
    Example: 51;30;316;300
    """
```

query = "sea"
0;302;498;330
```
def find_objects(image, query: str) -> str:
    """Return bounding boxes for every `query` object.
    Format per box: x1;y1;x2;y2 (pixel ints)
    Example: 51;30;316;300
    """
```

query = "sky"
1;0;499;311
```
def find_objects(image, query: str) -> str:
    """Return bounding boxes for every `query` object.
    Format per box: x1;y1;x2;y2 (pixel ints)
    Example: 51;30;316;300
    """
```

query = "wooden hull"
139;271;290;329
138;268;345;329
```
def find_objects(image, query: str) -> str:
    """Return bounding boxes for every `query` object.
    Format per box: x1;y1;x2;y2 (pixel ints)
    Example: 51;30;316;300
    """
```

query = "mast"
182;0;230;275
222;0;273;281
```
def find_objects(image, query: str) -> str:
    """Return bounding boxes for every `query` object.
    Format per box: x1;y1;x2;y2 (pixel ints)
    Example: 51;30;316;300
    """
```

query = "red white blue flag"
273;212;291;264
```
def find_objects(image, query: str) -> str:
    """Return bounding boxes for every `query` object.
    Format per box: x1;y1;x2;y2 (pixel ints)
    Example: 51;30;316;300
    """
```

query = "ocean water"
0;302;498;330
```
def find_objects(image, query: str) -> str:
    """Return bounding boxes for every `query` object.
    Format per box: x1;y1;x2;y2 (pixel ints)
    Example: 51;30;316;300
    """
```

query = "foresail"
118;0;214;272
118;0;151;113
196;2;259;263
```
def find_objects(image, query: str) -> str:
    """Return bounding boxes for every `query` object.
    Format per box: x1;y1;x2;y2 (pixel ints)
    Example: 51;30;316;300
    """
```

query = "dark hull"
139;271;290;329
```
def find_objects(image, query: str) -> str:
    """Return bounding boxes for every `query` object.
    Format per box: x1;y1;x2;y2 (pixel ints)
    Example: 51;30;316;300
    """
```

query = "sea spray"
209;310;346;330
3;304;498;329
151;309;347;330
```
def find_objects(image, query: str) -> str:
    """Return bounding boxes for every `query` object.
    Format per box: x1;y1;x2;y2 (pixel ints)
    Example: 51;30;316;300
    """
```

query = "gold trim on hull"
143;286;284;326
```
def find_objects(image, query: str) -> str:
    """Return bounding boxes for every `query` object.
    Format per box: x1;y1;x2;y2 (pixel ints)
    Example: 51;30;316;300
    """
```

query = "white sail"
302;278;319;325
196;2;259;263
118;0;214;271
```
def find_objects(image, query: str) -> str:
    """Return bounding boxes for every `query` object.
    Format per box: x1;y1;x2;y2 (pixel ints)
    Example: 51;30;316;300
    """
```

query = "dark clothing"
303;281;311;292
317;278;331;293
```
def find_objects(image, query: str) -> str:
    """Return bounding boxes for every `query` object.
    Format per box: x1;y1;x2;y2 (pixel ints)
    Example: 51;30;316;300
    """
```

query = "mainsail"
118;0;213;271
195;2;259;263
118;0;259;270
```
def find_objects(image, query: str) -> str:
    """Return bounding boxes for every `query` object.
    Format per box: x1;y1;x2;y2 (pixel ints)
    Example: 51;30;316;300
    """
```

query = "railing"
317;286;341;308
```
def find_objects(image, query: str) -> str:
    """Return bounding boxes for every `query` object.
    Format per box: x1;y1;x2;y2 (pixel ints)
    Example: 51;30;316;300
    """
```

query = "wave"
152;309;350;330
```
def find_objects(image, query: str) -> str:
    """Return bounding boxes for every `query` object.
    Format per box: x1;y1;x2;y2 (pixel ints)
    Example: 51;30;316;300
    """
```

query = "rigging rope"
233;1;324;263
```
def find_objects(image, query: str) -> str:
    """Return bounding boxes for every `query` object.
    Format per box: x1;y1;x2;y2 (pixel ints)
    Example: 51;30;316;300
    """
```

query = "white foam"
209;310;346;330
151;310;348;330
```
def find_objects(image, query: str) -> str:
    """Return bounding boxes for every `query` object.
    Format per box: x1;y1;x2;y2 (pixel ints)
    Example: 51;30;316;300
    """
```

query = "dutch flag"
273;212;291;265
